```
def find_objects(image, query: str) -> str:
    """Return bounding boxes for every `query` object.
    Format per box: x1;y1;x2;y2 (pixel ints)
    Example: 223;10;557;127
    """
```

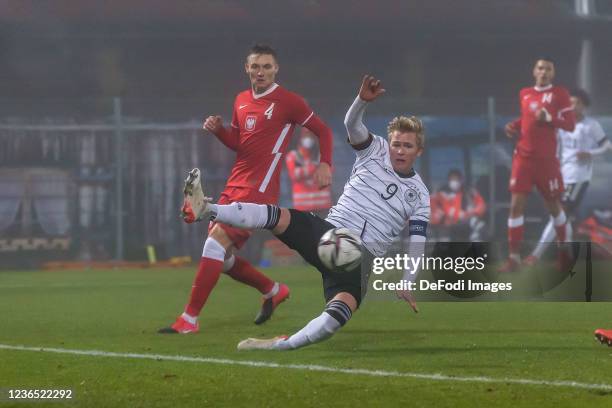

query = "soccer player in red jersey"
159;44;333;333
500;57;576;273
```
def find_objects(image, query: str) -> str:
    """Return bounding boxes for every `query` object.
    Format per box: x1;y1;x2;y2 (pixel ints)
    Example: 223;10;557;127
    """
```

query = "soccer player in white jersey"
525;89;611;266
183;75;430;350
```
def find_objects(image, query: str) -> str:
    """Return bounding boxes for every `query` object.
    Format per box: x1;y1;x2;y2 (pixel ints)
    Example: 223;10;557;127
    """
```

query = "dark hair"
535;56;555;64
571;88;591;107
248;44;277;61
448;169;463;179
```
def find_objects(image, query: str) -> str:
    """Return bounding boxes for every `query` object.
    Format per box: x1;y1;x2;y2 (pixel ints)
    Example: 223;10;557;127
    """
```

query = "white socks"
201;237;226;261
508;216;524;228
211;202;281;230
275;300;352;350
181;312;198;325
263;282;280;299
276;314;341;350
553;211;567;227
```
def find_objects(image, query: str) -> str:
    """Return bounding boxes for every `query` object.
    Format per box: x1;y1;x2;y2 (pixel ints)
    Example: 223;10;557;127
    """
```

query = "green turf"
1;266;612;407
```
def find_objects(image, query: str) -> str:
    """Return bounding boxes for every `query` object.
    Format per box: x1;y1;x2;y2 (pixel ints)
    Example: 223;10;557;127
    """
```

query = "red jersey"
224;83;319;202
511;85;575;159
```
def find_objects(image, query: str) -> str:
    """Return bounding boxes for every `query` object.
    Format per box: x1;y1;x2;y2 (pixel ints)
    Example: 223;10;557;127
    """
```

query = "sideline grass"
1;267;611;407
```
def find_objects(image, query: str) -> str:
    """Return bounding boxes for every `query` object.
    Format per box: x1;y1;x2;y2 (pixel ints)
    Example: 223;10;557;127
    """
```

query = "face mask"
449;179;462;192
301;138;315;149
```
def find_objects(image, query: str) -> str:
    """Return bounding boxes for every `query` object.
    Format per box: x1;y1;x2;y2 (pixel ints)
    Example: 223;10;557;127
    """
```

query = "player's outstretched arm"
203;115;239;151
344;75;385;146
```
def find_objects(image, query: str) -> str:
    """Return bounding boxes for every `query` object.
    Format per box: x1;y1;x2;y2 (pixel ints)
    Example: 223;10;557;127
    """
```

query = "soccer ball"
317;228;363;272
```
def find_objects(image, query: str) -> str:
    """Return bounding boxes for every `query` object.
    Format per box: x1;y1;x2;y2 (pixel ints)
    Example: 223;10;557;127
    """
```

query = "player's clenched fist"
358;75;386;102
313;162;332;189
504;122;518;139
203;115;223;135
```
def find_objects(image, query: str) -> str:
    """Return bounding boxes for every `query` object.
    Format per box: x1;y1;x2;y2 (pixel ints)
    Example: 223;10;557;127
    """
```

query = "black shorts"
562;182;589;214
275;209;372;306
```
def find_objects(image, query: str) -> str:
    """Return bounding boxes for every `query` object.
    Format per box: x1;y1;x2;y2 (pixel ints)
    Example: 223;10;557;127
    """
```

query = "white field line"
0;343;610;392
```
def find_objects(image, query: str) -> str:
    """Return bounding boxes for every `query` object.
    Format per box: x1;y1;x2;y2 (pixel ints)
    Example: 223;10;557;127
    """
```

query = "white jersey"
558;117;606;183
326;135;430;257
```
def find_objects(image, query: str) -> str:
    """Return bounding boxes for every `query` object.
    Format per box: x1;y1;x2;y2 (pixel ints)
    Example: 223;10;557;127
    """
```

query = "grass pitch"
1;266;611;407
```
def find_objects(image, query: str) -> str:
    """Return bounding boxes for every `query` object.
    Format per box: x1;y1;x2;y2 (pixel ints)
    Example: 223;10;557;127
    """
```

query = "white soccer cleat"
236;335;288;351
180;168;211;223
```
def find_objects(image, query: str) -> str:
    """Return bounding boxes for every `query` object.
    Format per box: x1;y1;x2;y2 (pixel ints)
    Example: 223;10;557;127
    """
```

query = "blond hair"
387;116;425;148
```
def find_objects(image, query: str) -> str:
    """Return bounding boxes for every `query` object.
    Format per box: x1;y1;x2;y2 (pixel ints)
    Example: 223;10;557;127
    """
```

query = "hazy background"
1;0;611;267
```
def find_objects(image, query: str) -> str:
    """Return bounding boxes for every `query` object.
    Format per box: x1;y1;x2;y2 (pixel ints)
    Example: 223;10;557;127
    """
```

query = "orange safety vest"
430;187;486;225
285;148;332;211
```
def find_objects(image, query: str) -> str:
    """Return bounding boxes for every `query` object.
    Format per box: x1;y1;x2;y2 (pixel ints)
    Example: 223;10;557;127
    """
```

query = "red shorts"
509;153;563;200
208;187;277;249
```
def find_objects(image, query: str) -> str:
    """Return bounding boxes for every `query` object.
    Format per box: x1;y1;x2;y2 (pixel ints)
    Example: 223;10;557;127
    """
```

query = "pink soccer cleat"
595;329;612;346
158;315;200;334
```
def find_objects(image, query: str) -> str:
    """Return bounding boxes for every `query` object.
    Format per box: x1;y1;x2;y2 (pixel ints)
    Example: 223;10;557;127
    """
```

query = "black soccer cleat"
157;327;179;334
157;315;199;334
254;283;290;325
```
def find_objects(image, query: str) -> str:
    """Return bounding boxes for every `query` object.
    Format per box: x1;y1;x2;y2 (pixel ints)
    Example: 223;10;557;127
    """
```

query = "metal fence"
1;97;611;268
0;98;235;266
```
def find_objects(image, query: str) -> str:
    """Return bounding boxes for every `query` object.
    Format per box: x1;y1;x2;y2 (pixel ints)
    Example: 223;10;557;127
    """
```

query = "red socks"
554;224;566;243
184;238;275;318
185;257;224;317
225;256;275;295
